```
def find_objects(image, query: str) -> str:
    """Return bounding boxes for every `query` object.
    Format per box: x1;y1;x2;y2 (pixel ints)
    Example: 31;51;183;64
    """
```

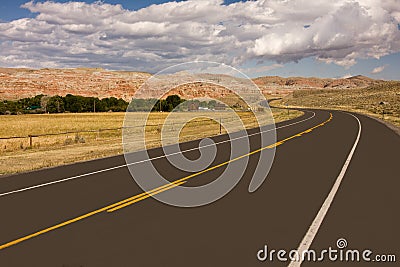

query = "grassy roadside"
0;109;302;175
273;82;400;128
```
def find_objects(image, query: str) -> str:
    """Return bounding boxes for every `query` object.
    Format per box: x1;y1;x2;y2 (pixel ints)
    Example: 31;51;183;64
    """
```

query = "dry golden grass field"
0;108;302;174
275;81;400;127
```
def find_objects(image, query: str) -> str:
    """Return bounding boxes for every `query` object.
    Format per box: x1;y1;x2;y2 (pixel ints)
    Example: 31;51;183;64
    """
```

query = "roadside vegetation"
1;94;233;114
0;94;129;114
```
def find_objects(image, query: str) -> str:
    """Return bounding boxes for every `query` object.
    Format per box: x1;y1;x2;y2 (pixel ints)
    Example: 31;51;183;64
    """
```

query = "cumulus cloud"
0;0;399;71
371;65;387;74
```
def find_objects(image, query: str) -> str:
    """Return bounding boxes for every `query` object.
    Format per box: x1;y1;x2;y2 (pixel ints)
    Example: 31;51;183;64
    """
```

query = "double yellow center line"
0;113;332;251
107;180;186;212
0;180;186;250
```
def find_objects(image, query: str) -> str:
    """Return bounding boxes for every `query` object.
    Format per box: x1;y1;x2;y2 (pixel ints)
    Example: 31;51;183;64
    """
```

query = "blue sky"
0;0;243;21
0;0;399;79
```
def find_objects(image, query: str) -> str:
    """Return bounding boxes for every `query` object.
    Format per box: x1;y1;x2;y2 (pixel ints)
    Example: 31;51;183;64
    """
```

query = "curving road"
0;109;398;266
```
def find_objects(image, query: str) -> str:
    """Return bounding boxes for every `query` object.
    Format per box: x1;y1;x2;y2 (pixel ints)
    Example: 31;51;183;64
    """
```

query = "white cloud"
0;0;398;71
371;65;387;74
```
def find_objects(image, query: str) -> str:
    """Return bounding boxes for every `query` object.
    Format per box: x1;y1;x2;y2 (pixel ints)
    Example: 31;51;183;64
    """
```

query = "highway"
0;109;398;266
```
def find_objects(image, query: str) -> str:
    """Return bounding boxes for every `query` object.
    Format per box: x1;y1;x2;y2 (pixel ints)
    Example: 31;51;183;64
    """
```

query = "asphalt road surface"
0;109;398;267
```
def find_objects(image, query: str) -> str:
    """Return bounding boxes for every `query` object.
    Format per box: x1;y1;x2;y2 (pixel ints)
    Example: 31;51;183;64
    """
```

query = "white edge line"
0;111;316;198
288;112;362;267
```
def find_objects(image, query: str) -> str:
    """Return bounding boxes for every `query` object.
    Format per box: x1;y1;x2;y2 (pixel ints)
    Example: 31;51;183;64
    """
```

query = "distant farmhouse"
188;102;199;111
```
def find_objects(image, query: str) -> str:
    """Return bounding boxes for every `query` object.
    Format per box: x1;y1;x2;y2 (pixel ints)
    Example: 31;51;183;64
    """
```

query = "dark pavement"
0;109;398;267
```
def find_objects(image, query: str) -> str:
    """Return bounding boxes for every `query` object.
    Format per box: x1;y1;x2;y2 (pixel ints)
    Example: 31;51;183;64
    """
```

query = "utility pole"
94;99;96;113
219;116;222;134
286;103;289;117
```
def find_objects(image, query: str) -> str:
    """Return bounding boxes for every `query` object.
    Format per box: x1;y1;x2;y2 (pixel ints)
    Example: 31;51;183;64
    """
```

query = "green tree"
0;101;6;114
166;95;183;110
64;94;83;112
47;96;65;113
200;101;208;108
208;100;217;109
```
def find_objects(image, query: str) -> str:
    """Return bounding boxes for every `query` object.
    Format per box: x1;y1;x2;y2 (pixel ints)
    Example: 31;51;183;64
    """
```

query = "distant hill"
253;75;384;95
0;68;151;101
0;68;387;100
